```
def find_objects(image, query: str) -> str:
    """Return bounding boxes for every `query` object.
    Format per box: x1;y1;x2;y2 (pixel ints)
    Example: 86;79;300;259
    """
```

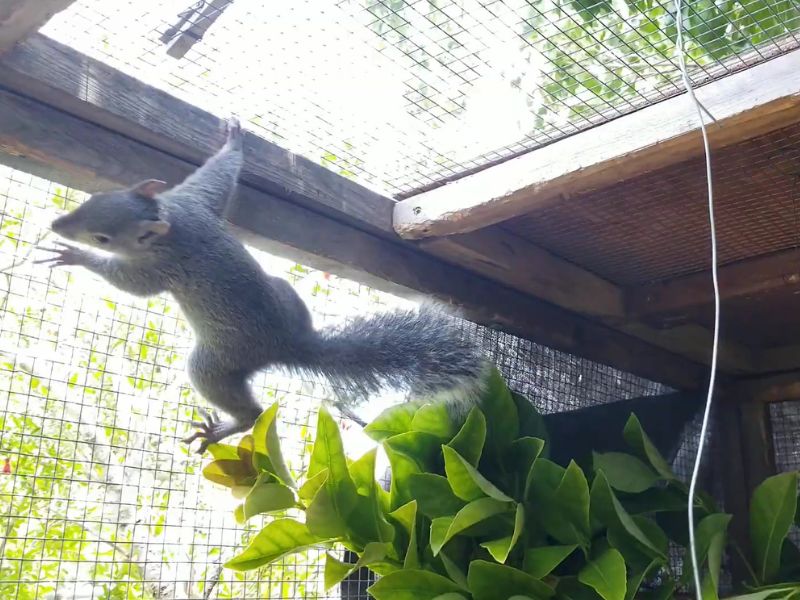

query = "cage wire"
770;400;800;547
0;165;732;598
39;0;800;198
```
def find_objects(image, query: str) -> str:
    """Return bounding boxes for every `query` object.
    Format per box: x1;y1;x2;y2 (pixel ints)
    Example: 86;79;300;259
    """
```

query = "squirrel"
38;118;489;452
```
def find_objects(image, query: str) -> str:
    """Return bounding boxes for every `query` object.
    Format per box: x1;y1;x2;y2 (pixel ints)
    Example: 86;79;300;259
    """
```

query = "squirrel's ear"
131;179;169;199
135;219;171;246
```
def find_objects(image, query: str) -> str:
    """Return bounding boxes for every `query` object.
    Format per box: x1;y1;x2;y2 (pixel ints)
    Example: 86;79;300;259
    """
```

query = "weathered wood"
421;228;754;373
738;371;800;404
0;88;712;391
419;230;625;319
161;0;234;59
0;0;74;55
394;49;800;239
628;248;800;322
0;33;394;236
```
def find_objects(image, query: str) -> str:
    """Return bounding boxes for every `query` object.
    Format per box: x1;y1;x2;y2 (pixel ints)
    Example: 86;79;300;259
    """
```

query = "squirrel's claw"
184;408;224;454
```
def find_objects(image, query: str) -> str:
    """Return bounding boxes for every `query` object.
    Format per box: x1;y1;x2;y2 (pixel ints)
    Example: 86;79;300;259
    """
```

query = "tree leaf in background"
241;476;296;520
512;392;550;451
324;542;390;590
432;497;511;556
523;544;579;579
479;367;519;456
202;459;257;489
388;500;420;568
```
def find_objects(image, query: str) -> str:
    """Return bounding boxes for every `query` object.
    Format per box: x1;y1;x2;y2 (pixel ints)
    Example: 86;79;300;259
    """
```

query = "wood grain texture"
0;88;712;391
0;0;74;54
0;33;395;236
394;49;800;238
628;248;800;319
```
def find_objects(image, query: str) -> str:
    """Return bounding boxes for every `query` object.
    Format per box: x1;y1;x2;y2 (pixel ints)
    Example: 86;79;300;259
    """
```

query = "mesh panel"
0;164;731;597
770;400;800;547
39;0;800;196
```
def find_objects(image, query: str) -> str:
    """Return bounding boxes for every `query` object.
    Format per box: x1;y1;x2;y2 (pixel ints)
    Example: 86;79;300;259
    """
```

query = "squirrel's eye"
93;234;110;244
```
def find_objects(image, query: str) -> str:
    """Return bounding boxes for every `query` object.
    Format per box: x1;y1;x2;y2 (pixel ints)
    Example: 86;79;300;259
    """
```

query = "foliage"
206;369;800;599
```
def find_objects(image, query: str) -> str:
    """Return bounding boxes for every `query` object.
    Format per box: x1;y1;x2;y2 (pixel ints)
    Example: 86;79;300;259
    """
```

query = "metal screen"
0;165;709;598
39;0;800;197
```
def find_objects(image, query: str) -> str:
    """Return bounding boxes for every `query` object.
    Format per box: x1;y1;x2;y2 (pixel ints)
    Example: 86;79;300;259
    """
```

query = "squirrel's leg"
183;346;263;453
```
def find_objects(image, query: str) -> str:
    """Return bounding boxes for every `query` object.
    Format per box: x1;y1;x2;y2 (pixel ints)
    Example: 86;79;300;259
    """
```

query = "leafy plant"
203;369;800;599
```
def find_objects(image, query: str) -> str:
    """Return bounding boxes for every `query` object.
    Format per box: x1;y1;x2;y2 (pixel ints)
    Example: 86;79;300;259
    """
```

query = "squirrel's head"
52;179;172;256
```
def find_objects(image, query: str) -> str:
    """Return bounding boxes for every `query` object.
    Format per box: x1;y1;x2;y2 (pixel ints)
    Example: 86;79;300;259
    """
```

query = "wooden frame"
393;50;800;239
0;41;710;391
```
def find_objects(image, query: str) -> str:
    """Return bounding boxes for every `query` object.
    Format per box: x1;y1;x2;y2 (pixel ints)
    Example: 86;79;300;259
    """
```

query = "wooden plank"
0;0;74;55
394;50;800;239
419;230;625;319
628;248;800;321
739;371;800;404
421;228;754;373
0;88;712;391
0;33;394;236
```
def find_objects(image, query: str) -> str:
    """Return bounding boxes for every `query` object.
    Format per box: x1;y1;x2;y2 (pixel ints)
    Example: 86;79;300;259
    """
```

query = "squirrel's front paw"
224;116;242;150
183;408;226;454
35;242;89;268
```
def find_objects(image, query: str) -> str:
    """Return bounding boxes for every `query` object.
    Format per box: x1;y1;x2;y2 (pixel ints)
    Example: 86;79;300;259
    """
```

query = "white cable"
673;1;720;598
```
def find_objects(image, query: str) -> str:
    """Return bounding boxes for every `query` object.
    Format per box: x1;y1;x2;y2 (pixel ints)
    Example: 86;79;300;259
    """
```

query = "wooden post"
716;381;779;588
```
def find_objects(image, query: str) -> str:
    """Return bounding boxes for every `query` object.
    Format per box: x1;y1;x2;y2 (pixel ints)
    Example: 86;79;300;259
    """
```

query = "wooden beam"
0;87;712;391
0;0;74;55
628;248;800;321
160;0;235;59
0;33;394;237
394;50;800;239
420;228;755;373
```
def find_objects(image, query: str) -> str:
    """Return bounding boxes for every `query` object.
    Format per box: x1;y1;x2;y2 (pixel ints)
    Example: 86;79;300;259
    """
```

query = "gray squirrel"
38;118;488;452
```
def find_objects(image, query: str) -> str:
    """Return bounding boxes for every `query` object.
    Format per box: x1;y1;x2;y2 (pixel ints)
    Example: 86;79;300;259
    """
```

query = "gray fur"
43;119;487;451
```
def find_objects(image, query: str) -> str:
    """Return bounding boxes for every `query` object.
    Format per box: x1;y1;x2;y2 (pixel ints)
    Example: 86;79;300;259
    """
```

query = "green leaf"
252;402;295;487
556;577;603;600
679;513;731;588
432;594;468;600
591;471;666;560
202;459;257;488
528;459;590;548
592;452;660;493
298;469;327;503
467;561;555;600
431;497;511;555
507;437;546;490
306;407;359;533
348;448;395;544
481;504;525;563
622;415;675;480
368;570;463;600
384;438;424;509
389;500;420;568
443;445;513;502
607;516;668;572
447;408;486;466
479;368;519;456
408;474;467;519
241;476;296;520
751;472;798;583
365;403;419;442
324;542;389;590
206;443;241;460
578;549;627;600
512;392;549;448
624;559;660;600
224;519;325;571
440;552;469;590
523;545;578;579
412;403;458;441
385;431;442;471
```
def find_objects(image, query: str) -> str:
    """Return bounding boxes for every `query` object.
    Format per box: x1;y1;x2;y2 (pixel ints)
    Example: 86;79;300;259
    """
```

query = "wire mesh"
39;0;800;198
770;400;800;547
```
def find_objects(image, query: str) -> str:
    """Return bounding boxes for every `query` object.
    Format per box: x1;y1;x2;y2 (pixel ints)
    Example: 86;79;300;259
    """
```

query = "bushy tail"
303;304;488;412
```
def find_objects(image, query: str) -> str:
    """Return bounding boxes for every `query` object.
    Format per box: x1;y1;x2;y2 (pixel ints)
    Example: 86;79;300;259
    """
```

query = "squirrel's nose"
51;215;67;233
